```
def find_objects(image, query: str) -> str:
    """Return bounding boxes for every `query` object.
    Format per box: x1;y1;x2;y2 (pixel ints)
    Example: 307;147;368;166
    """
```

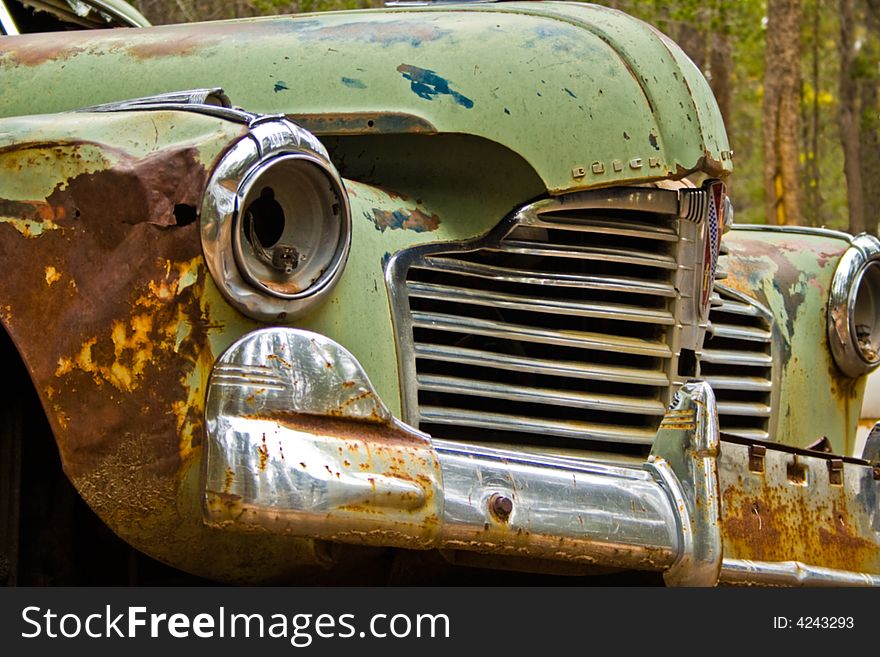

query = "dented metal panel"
0;109;417;581
0;2;730;195
204;328;444;547
718;439;880;575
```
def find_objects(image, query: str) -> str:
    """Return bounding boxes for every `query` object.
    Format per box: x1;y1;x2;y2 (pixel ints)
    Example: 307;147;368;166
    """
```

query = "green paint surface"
723;228;865;454
0;2;730;195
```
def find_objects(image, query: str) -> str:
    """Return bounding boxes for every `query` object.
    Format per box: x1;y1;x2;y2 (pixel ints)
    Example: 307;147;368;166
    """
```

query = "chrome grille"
698;285;776;440
388;189;701;453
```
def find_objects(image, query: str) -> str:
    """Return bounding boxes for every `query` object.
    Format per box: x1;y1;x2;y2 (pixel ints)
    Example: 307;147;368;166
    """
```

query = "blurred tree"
764;0;804;225
805;0;822;225
131;0;383;25
838;0;864;233
860;0;880;235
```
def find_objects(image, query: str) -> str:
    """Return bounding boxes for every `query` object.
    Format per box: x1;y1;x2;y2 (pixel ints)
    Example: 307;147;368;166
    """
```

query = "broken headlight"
201;118;351;322
828;234;880;377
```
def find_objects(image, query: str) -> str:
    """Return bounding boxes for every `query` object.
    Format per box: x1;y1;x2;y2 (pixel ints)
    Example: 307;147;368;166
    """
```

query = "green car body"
0;2;878;585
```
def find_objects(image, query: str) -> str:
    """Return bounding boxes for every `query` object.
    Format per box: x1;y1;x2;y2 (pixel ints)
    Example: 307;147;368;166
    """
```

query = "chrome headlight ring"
828;233;880;377
200;117;351;322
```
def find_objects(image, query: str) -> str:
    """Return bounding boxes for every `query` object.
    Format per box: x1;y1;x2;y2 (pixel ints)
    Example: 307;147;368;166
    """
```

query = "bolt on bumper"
202;328;880;586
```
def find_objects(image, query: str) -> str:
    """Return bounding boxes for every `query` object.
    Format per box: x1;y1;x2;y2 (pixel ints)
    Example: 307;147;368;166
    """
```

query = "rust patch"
0;198;65;238
828;356;862;402
3;141;205;233
0;139;217;524
126;34;218;60
0;126;352;584
721;485;877;571
51;147;207;230
300;21;451;47
223;467;235;494
369;207;440;233
44;266;62;286
258;433;270;471
288;112;437;136
1;21;245;66
0;138;114;164
251;411;433;451
335;389;375;413
0;32;89;67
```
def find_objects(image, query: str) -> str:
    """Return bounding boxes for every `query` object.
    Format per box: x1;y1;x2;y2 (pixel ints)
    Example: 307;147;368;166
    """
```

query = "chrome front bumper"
202;328;880;586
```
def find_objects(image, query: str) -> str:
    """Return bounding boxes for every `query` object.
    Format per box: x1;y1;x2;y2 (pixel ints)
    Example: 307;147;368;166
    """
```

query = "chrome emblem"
700;181;726;313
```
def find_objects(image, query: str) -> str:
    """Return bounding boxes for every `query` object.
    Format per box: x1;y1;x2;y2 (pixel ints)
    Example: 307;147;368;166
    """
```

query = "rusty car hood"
0;2;731;194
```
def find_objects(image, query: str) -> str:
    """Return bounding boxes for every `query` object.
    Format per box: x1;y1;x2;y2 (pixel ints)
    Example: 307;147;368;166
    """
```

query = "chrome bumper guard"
203;328;880;586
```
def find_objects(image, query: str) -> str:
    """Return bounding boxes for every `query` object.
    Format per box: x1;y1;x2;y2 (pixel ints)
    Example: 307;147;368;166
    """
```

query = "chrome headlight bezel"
828;233;880;377
200;118;351;322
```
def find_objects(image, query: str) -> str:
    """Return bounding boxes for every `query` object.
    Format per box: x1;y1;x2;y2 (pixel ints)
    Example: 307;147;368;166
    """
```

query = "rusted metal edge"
720;559;880;587
286;112;438;136
721;432;869;466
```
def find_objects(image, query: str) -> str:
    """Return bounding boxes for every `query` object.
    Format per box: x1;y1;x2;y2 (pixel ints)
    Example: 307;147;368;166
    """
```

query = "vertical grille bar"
698;285;776;440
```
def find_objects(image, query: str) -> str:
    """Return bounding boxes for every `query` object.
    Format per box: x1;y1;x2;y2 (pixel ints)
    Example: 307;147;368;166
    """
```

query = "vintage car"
1;0;878;586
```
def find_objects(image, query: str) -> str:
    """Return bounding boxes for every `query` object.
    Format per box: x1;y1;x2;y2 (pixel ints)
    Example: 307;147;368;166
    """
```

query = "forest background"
128;0;880;233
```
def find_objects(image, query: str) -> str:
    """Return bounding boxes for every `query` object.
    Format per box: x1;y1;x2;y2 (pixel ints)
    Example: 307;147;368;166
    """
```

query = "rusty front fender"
0;109;370;582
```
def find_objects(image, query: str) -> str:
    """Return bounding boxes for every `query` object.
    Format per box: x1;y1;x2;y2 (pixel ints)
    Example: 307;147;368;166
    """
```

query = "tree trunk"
807;0;822;225
861;0;880;235
839;0;866;234
710;32;733;141
764;0;805;225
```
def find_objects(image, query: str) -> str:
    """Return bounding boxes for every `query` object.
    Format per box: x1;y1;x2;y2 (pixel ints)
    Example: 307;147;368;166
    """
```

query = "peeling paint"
722;229;857;452
368;207;440;233
301;21;452;47
397;64;474;109
44;266;61;286
1;4;732;195
0;212;61;238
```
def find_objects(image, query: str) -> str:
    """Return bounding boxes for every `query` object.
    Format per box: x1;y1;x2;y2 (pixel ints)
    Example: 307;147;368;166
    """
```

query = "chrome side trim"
731;224;854;242
0;0;19;35
78;88;257;124
828;233;880;377
720;560;880;587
